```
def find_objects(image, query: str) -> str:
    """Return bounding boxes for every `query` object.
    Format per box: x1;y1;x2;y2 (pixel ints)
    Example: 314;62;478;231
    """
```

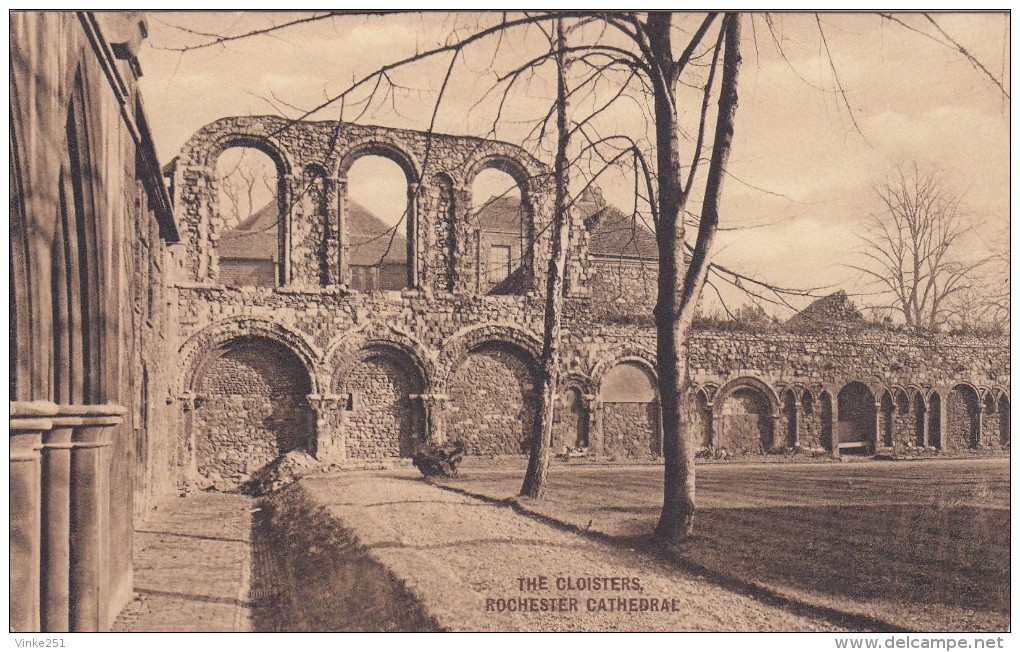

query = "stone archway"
947;384;980;450
837;381;876;455
599;360;661;458
337;346;425;459
192;335;313;488
719;386;774;454
552;386;588;453
447;341;539;456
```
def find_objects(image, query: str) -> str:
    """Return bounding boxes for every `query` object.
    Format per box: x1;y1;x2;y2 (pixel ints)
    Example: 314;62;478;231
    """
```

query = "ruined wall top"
175;115;550;188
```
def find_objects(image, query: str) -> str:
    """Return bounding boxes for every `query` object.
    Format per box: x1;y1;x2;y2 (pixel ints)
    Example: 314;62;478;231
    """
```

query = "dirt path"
296;471;853;632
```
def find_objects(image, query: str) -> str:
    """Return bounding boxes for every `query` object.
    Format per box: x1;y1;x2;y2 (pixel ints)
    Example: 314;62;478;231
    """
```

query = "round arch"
439;323;543;389
178;318;322;395
333;138;421;184
590;348;658;389
464;152;535;190
205;132;294;178
325;328;436;395
714;376;781;418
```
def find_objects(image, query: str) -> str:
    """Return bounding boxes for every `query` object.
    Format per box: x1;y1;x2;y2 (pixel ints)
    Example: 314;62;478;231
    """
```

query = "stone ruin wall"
165;116;1010;488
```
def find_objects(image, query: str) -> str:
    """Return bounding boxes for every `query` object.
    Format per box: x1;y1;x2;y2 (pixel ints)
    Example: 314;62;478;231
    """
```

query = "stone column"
770;413;783;451
10;401;57;633
307;393;345;464
337;179;350;286
582;394;602;457
280;174;294;286
975;406;984;448
412;394;449;445
792;399;802;448
40;411;84;632
922;404;931;448
829;389;841;458
407;182;420;289
873;401;883;452
705;404;716;449
66;404;125;633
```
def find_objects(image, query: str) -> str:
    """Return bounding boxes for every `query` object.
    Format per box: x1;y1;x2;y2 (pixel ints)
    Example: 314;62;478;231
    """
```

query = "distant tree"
852;162;985;331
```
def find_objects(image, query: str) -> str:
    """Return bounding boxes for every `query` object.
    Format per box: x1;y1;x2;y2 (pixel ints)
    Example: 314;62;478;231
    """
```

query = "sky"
136;11;1011;316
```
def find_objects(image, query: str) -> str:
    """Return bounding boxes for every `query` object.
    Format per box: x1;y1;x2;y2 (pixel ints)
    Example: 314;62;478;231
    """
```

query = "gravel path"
299;471;848;632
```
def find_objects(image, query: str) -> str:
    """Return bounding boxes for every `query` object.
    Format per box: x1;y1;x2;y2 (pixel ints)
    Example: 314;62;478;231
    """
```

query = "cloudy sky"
137;11;1010;315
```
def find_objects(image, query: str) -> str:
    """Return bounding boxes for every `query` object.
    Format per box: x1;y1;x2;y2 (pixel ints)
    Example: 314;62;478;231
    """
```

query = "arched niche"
599;360;661;458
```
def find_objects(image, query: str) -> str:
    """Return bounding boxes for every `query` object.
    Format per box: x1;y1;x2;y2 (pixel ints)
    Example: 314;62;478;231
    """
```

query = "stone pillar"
922;405;931;448
307;394;345;464
66;404;125;632
452;184;473;294
770;414;782;451
975;406;984;448
705;403;716;449
407;182;420;289
10;401;57;633
280;174;294;286
829;389;841;458
337;179;350;286
40;412;83;632
792;399;802;448
412;394;449;445
873;401;883;452
582;394;602;457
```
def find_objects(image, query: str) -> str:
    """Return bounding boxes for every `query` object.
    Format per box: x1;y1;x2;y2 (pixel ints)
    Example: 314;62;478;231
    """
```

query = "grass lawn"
435;458;1009;632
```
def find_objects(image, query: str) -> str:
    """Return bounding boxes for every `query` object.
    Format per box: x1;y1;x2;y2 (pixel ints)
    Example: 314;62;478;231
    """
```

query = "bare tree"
852;162;984;331
521;16;570;498
156;10;1004;543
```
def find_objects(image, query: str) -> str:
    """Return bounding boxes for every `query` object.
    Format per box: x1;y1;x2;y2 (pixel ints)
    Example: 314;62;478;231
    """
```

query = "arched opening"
720;385;773;454
998;395;1010;447
193;336;312;487
600;361;660;458
782;390;798;449
338;347;424;459
447;342;538;456
880;391;895;448
928;392;942;449
913;393;927;447
471;167;530;294
820;391;834;452
346;154;412;292
215;146;282;288
552;386;588;453
837;382;875;455
948;384;980;450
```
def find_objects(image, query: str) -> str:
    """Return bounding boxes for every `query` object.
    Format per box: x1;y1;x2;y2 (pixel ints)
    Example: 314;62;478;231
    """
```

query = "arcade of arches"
167;116;1010;489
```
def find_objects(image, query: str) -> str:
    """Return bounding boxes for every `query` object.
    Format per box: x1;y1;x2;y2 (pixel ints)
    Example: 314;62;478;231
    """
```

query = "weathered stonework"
163;116;1010;487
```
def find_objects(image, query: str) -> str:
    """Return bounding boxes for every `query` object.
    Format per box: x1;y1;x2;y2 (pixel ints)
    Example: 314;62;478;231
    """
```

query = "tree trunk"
653;12;742;543
521;17;570;499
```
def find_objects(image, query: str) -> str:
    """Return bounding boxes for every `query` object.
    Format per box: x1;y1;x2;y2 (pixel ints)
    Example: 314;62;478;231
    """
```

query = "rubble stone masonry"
165;116;1009;489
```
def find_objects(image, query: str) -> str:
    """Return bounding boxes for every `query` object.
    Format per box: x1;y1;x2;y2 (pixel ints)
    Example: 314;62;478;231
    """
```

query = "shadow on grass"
249;484;442;632
430;477;1008;632
659;504;1008;617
